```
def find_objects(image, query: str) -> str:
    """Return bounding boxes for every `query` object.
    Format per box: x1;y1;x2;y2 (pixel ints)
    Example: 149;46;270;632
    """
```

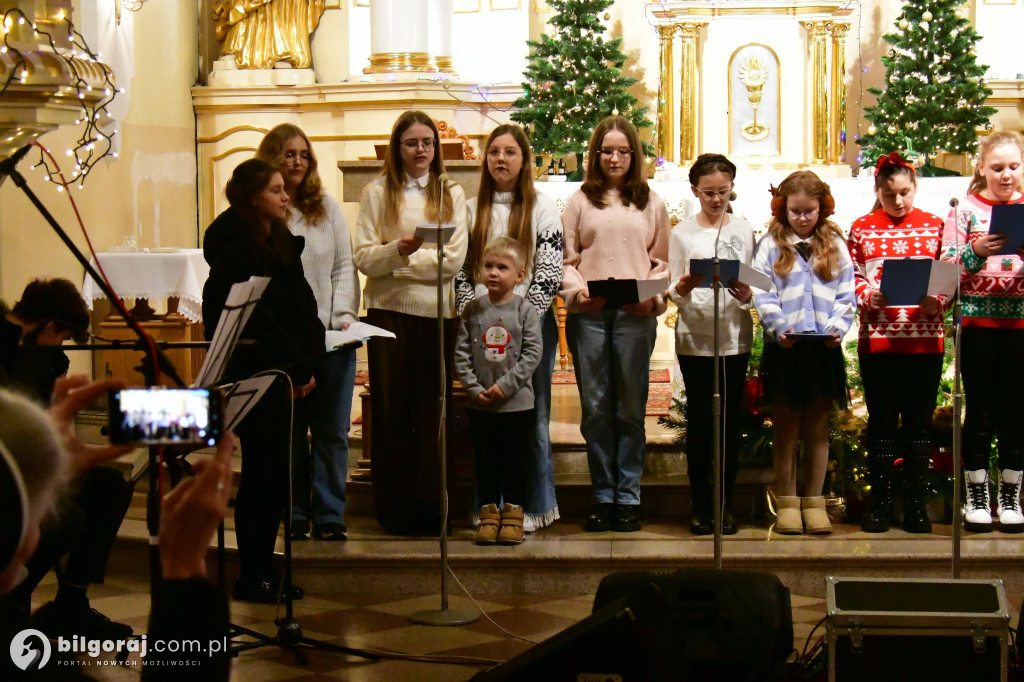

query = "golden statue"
738;57;769;142
213;0;325;70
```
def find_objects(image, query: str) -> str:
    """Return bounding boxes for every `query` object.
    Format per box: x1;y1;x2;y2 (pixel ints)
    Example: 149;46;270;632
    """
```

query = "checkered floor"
31;571;836;681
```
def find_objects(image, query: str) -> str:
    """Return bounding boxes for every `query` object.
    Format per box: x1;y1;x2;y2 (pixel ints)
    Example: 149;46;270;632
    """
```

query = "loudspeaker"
471;569;792;682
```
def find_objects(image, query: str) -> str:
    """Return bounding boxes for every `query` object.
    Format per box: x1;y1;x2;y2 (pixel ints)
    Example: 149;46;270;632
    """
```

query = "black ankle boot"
902;439;933;534
861;440;898;533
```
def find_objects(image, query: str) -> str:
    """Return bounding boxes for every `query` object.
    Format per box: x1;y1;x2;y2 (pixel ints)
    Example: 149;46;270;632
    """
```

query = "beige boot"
802;496;832;535
776;496;803;534
497;504;525;545
475;504;501;545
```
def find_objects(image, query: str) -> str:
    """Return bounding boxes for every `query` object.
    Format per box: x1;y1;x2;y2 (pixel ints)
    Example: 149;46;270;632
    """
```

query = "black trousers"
962;327;1024;471
467;408;536;508
365;308;456;534
234;378;296;580
677;353;750;509
859;352;943;444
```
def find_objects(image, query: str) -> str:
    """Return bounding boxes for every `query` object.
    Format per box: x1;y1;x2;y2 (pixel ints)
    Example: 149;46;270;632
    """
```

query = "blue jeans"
522;308;560;525
566;310;657;506
292;346;357;526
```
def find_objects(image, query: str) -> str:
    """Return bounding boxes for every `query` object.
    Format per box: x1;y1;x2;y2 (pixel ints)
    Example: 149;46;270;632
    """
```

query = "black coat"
201;208;325;385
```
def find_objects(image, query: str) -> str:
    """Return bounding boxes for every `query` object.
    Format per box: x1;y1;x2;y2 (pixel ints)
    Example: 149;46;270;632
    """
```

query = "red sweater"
847;207;947;354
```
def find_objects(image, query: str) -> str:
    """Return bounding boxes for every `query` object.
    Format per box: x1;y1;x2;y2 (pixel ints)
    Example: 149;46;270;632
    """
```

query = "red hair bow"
875;151;912;173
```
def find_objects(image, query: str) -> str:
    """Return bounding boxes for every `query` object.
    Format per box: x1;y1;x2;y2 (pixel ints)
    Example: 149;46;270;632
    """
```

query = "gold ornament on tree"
738;57;769;142
868;124;878;135
922;10;932;21
213;0;325;69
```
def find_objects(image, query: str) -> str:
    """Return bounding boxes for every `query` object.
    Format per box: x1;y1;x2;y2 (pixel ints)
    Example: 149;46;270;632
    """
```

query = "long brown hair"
471;124;536;279
767;170;843;281
381;111;453;227
581;116;650;210
225;158;297;266
256;123;325;224
967;130;1024;195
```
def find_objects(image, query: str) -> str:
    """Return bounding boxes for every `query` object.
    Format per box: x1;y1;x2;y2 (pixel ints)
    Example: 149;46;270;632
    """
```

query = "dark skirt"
761;338;848;409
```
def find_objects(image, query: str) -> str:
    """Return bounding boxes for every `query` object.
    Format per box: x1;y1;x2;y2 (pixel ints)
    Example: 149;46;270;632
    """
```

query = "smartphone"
109;387;223;446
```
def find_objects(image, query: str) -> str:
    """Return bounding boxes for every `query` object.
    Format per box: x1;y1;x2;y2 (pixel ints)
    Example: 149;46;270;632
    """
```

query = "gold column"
657;25;675;162
676;22;706;166
828;23;849;164
803;21;830;164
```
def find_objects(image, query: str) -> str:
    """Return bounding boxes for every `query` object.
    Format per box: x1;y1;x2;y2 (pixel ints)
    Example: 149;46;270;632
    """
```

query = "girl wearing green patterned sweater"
941;131;1024;533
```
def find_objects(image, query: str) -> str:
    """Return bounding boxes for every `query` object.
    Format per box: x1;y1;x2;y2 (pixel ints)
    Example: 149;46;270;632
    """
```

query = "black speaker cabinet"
471;569;792;682
826;577;1010;682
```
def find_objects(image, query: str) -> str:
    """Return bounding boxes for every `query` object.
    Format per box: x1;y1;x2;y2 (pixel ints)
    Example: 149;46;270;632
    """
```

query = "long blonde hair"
381;111;453;227
256;123;326;223
471;125;536;280
768;170;843;281
967;131;1024;195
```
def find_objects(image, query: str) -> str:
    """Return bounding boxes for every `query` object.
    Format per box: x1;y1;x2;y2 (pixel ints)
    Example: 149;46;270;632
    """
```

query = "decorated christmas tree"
511;0;653;167
857;0;995;173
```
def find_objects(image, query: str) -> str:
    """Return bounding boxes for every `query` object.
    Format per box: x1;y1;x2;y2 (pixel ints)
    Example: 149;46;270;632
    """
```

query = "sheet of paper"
635;277;669;301
738;263;772;292
325;322;396;348
414;223;457;246
926;260;961;299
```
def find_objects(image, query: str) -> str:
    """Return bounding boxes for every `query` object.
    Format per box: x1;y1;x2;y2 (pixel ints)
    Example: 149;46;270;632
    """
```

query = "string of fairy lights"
0;7;123;189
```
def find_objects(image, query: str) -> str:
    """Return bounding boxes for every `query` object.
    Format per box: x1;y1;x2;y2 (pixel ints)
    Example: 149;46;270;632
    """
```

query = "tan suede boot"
775;496;803;535
475;504;501;545
497;504;525;545
802;496;832;535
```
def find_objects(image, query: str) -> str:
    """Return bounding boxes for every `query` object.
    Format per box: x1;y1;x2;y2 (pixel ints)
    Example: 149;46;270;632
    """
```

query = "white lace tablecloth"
81;249;209;323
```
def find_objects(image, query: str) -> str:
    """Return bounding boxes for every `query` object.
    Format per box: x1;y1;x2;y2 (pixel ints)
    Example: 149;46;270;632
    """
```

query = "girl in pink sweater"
560;116;670;533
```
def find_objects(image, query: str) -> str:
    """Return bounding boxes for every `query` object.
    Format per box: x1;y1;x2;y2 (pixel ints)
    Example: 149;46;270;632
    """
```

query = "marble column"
365;0;436;74
657;25;675;162
676;22;706;165
803;21;830;164
829;22;849;164
427;0;454;73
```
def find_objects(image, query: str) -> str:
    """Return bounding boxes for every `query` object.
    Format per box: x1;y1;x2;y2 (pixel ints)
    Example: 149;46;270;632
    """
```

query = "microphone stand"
950;197;964;579
410;172;479;627
711;196;732;570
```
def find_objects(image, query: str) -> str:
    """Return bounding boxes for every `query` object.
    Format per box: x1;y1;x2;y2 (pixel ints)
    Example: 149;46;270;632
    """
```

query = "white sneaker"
522;516;538;533
998;469;1024;532
963;469;993;531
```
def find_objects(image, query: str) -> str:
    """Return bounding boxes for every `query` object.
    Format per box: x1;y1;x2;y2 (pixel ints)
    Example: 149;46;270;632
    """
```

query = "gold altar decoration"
738;56;769;142
363;51;437;74
213;0;325;69
436;119;477;160
657;25;676;162
829;22;849;164
676;22;706;165
803;20;830;164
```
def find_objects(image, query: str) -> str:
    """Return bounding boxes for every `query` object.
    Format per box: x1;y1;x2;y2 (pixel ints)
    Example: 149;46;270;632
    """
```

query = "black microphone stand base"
228;619;380;665
408;606;480;627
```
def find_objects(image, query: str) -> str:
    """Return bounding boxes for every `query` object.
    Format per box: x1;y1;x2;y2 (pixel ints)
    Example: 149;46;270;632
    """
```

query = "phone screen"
109;388;222;446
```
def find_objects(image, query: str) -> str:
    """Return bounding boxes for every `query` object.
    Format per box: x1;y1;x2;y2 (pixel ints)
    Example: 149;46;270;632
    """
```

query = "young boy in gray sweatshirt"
455;237;542;545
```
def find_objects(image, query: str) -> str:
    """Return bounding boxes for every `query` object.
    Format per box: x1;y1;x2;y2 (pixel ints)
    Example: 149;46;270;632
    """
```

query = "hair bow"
875;151;912;173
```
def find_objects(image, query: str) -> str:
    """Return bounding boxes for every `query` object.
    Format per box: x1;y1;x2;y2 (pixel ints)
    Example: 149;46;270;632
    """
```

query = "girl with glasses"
353;111;470;536
560;115;670;533
668;153;754;535
847;152;946;534
942;131;1024;533
751;170;856;535
455;124;564;534
257;124;360;543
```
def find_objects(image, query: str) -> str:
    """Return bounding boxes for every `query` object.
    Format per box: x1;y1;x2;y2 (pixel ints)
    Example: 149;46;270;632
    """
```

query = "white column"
426;0;454;73
365;0;436;73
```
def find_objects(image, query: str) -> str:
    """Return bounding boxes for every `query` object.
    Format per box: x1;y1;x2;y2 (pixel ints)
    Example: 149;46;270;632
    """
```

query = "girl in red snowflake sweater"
941;131;1024;533
847;152;946;534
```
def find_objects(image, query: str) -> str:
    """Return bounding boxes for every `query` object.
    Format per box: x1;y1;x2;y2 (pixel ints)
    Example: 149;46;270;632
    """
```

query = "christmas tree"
857;0;995;173
511;0;653;166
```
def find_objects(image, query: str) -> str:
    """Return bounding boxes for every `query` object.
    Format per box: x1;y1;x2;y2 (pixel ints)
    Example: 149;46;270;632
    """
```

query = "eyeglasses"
486;147;521;159
282;150;311;165
599;148;632;158
401;138;435;151
695;188;731;200
787;208;819;219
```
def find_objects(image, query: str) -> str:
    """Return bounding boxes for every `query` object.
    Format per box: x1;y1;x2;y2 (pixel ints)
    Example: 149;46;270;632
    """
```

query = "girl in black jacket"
202;159;325;603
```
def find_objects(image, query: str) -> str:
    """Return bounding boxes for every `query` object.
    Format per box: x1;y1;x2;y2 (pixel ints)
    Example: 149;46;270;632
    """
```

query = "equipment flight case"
825;576;1010;682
